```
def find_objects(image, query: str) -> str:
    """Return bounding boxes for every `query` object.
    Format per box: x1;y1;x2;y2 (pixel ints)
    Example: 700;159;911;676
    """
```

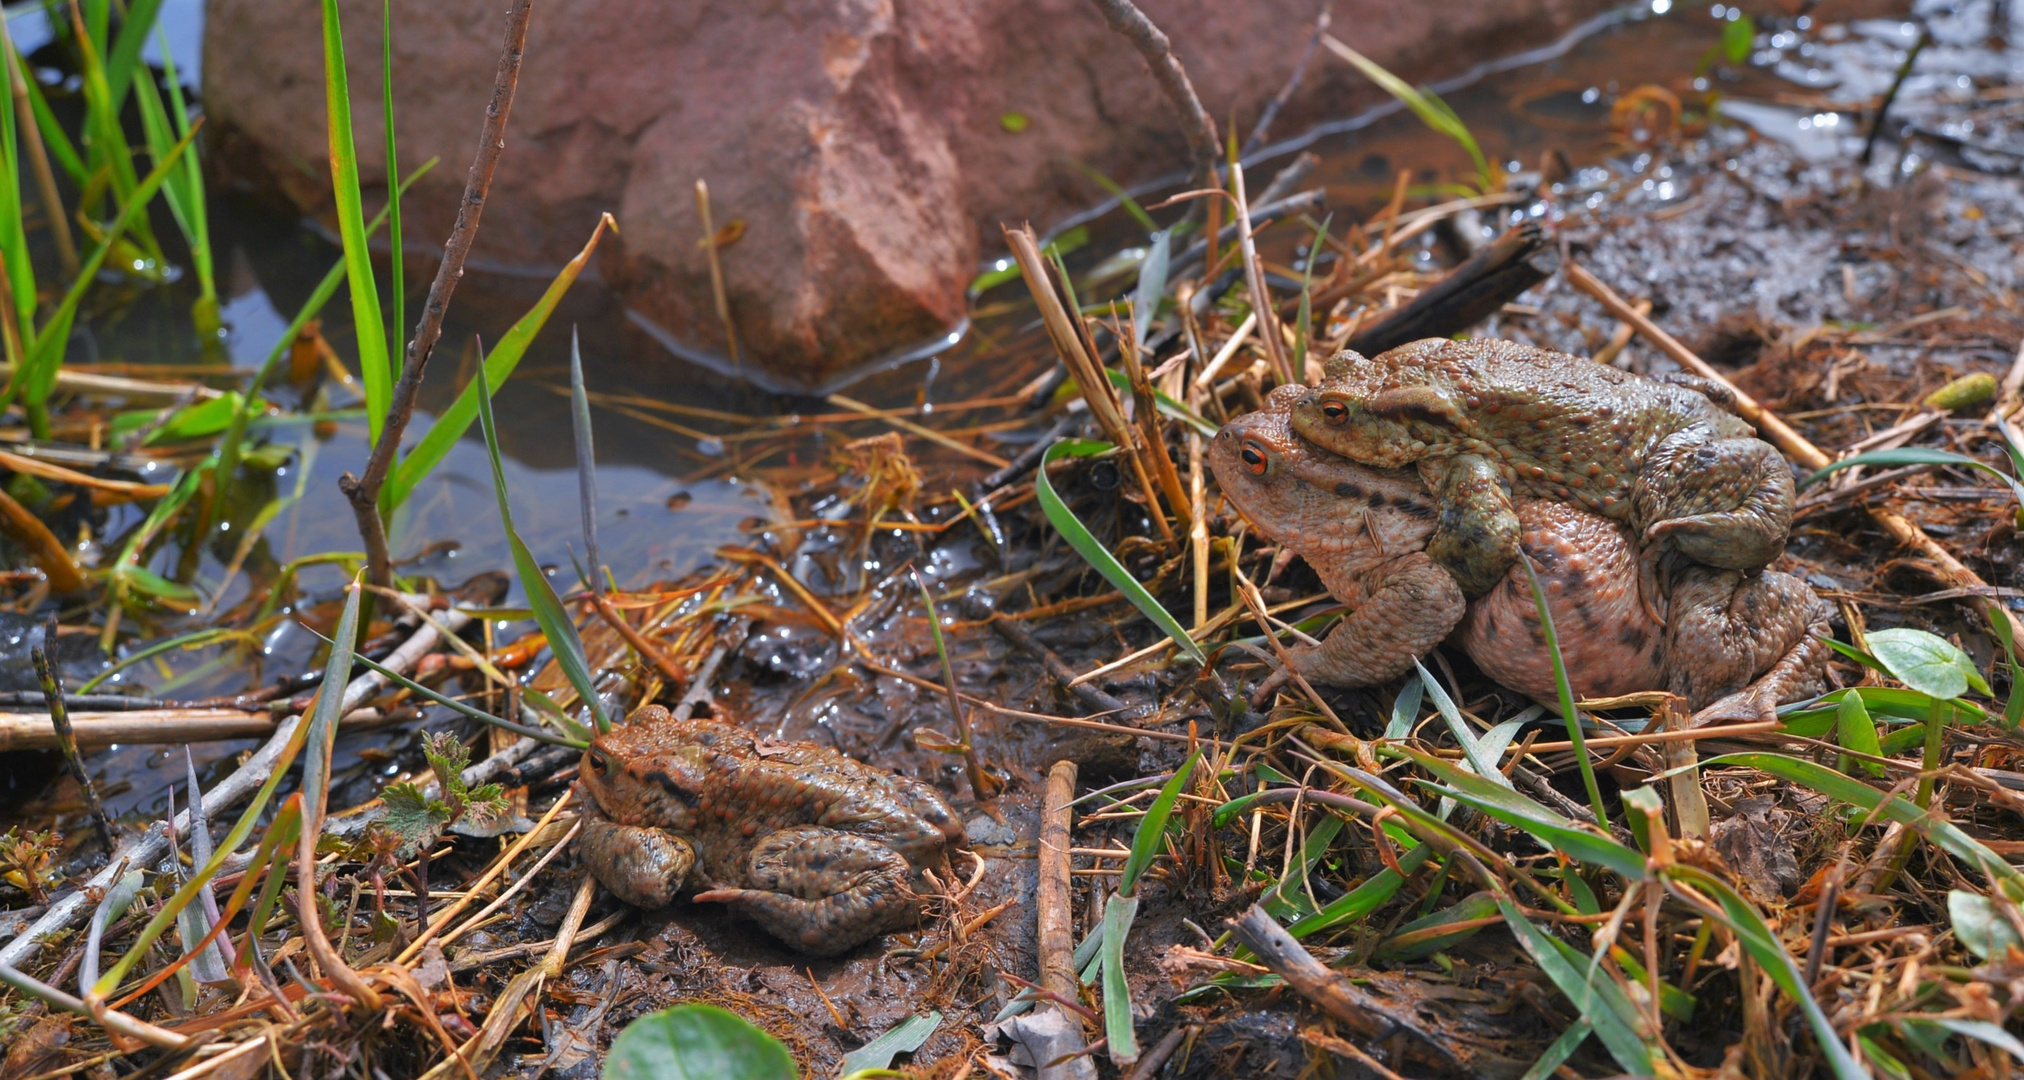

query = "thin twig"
341;0;535;589
32;621;115;850
1084;0;1220;183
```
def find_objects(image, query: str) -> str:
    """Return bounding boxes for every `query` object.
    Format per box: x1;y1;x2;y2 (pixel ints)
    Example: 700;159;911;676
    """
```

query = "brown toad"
577;706;967;955
1212;388;1829;720
1290;338;1796;591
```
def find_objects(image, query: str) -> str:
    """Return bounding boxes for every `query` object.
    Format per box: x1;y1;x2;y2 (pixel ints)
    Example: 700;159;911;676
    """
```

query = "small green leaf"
999;111;1029;133
1866;627;1989;700
1721;13;1756;65
1948;890;2023;960
380;782;451;857
1035;440;1205;664
839;1012;941;1076
1836;693;1886;777
606;1004;797;1080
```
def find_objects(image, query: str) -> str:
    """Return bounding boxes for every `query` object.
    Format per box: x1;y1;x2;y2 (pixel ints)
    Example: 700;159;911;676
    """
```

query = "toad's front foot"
693;825;920;956
579;808;695;909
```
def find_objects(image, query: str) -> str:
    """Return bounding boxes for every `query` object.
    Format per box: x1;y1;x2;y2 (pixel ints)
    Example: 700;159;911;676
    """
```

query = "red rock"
204;0;1619;389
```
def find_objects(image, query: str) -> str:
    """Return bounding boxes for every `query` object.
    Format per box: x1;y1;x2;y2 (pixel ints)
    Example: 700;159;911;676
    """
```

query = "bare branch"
1084;0;1221;182
342;0;535;587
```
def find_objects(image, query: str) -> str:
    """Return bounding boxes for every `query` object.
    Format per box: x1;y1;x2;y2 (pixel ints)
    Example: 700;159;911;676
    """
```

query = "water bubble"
1582;87;1601;103
1651;0;1671;11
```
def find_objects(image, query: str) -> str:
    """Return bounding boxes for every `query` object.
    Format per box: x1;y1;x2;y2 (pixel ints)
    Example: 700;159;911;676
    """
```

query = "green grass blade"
569;327;601;587
304;627;585;748
1286;842;1434;939
4;125;196;430
1803;446;2024;506
1520;554;1609;825
1078;165;1159;233
1519;1021;1591;1080
150;28;215;334
1385;677;1424;739
1099;892;1140;1063
1121;751;1199;895
13;45;83;184
1293;216;1331;377
381;0;404;370
1835;692;1884;777
1393;744;1647;879
1664;866;1870;1080
1323;36;1491;191
1494;897;1655;1075
1035;439;1206;664
321;0;391;446
65;2;159;263
0;41;32;356
1101;368;1215;436
102;0;165;110
1412;659;1508;787
474;356;612;734
74;627;249;695
385;212;615;512
129;38;212;328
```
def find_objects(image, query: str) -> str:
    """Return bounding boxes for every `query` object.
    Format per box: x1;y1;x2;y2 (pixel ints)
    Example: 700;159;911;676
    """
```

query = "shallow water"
15;0;1986;819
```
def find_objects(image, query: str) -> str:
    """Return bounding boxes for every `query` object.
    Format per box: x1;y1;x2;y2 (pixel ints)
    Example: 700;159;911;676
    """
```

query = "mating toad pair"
1209;337;1830;719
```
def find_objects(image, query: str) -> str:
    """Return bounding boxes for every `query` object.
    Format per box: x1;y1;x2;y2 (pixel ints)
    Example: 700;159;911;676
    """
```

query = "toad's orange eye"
1240;441;1269;476
1320;400;1349;425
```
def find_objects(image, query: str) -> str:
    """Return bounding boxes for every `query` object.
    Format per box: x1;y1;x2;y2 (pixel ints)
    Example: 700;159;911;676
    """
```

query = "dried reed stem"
0;486;83;593
696;179;741;368
0;18;78;277
1229;162;1291;384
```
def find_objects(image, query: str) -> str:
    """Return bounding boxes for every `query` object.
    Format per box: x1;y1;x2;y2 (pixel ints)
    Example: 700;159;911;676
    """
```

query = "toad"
1290;338;1796;591
578;706;967;955
1211;388;1829;720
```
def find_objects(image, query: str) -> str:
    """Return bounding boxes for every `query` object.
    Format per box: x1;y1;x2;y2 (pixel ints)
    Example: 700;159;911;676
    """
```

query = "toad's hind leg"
693;825;919;956
1633;426;1795;570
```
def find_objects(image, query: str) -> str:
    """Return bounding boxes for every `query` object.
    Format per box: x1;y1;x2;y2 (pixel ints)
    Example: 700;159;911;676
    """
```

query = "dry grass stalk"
0;486;83;593
1117;309;1193;522
1228;162;1291;385
1001;224;1174;543
696;178;741;369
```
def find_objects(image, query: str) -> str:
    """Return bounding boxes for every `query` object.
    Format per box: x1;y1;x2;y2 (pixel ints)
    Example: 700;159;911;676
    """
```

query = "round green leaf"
1866;628;1989;700
605;1004;796;1080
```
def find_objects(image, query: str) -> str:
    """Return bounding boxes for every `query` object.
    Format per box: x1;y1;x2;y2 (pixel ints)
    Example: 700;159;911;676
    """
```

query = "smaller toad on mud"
578;706;967;955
